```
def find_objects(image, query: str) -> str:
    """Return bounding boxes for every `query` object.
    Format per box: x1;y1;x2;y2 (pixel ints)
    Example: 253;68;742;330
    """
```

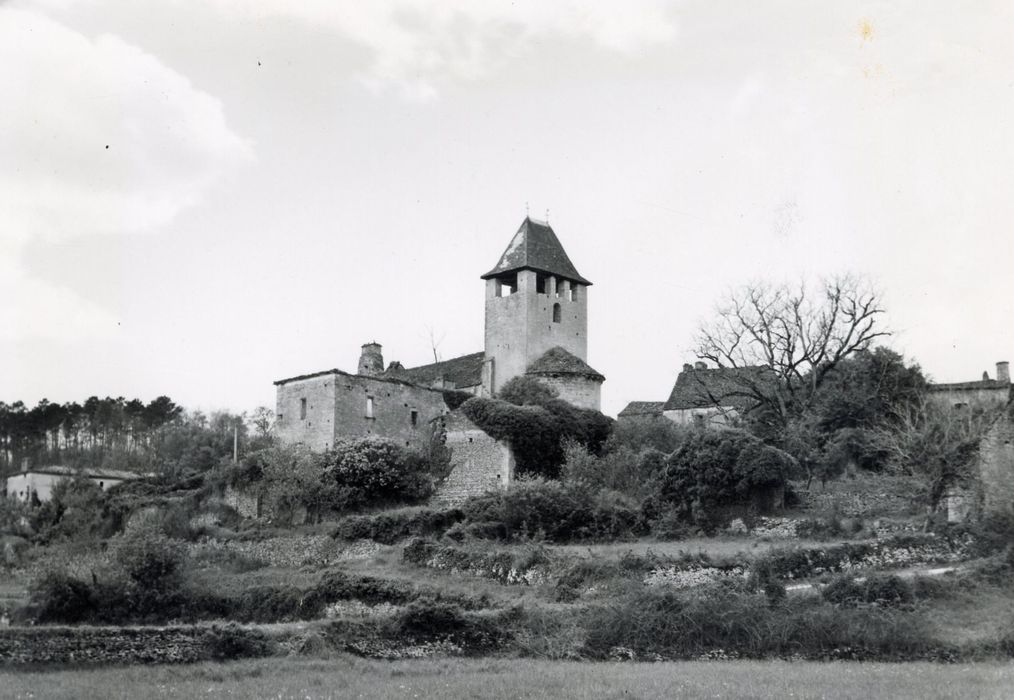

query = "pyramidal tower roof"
481;217;591;285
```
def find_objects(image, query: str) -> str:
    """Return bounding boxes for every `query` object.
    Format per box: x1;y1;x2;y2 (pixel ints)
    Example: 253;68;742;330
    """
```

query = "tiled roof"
481;217;591;285
12;465;146;481
663;365;773;411
398;351;484;389
618;401;665;417
526;346;604;381
928;380;1010;392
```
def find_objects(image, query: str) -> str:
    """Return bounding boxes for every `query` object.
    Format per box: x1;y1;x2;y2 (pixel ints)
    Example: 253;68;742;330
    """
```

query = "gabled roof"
526;346;604;382
10;465;146;481
481;217;591;285
663;365;773;411
618;401;665;418
397;351;484;389
928;379;1010;392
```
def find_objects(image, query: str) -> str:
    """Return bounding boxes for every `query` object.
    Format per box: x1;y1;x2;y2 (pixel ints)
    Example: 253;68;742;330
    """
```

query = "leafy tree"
498;375;559;406
654;429;795;527
460;391;613;479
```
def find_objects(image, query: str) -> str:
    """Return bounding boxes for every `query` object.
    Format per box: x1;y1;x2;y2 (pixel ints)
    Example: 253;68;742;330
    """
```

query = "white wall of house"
5;472;131;502
663;405;740;429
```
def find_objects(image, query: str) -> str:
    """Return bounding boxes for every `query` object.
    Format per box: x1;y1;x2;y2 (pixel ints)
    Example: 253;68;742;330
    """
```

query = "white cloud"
0;7;252;341
208;0;678;98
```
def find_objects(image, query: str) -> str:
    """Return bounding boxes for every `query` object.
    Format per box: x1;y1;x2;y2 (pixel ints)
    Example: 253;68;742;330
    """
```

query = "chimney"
998;361;1010;383
694;361;707;371
358;342;384;376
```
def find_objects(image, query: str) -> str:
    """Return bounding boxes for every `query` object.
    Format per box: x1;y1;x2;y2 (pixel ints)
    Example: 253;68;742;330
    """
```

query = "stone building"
926;361;1011;410
620;362;771;429
272;216;602;502
5;465;143;503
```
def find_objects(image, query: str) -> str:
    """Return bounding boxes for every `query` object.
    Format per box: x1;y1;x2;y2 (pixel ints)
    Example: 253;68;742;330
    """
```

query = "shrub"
332;507;464;544
582;585;935;660
459;480;642;543
822;574;915;607
201;624;272;661
235;585;306;622
561;443;668;499
29;571;97;624
114;531;185;591
388;600;510;653
460;393;614;479
655;430;794;529
607;417;690;454
321;438;433;508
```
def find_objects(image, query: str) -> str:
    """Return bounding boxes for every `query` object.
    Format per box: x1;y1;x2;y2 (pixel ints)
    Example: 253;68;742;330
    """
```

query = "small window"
300;398;307;420
552;303;561;323
410;410;419;428
98;481;104;489
694;414;705;428
366;396;374;418
570;285;579;302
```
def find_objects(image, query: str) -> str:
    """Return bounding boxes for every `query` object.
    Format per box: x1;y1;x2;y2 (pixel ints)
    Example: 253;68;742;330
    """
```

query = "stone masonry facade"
432;413;514;507
978;409;1014;517
275;371;450;451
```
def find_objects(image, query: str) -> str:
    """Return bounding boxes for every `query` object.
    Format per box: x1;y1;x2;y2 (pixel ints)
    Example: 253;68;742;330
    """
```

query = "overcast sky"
3;1;1013;417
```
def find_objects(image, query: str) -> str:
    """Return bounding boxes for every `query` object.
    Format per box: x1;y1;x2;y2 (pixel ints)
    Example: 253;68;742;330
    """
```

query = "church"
272;217;605;466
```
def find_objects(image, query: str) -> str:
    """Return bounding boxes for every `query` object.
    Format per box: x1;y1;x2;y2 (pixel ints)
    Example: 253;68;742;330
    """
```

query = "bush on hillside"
332;507;464;544
561;443;669;499
29;571;97;624
228;439;434;522
581;584;936;661
457;479;642;543
607;417;690;454
460;395;613;479
652;429;795;529
822;573;915;608
320;438;432;508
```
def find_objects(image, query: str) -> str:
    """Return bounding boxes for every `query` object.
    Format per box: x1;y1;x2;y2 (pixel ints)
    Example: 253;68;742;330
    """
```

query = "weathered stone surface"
432;413;513;507
275;373;449;451
977;410;1014;517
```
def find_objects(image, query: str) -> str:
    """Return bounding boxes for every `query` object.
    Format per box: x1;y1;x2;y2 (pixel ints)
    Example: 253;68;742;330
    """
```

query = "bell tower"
481;217;591;396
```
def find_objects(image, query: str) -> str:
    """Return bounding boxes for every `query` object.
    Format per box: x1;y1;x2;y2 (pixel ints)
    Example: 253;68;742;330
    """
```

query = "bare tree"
694;275;888;428
423;325;445;364
874;396;996;509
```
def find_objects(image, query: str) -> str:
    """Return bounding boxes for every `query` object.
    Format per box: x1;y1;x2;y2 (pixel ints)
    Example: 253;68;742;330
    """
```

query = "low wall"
0;625;267;666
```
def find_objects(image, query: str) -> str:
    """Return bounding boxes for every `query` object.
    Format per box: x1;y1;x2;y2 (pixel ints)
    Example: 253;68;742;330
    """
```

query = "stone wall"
275;371;450;450
0;626;267;665
432;414;514;506
223;485;261;520
333;374;448;449
978;411;1014;517
275;374;337;450
535;374;602;411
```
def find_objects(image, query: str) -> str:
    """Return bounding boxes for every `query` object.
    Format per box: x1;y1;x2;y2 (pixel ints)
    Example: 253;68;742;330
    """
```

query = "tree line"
0;396;274;478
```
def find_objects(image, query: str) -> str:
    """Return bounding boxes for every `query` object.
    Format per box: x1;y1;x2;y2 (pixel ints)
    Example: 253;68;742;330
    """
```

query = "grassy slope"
2;657;1012;699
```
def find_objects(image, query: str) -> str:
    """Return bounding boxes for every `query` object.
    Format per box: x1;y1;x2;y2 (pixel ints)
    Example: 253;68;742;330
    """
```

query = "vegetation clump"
455;479;642;543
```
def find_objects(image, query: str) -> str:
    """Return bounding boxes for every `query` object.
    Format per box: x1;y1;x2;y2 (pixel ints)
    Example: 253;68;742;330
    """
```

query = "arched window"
552;303;561;323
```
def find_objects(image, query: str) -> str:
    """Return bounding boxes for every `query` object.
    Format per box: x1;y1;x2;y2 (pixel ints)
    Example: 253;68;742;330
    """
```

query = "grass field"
2;657;1011;699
